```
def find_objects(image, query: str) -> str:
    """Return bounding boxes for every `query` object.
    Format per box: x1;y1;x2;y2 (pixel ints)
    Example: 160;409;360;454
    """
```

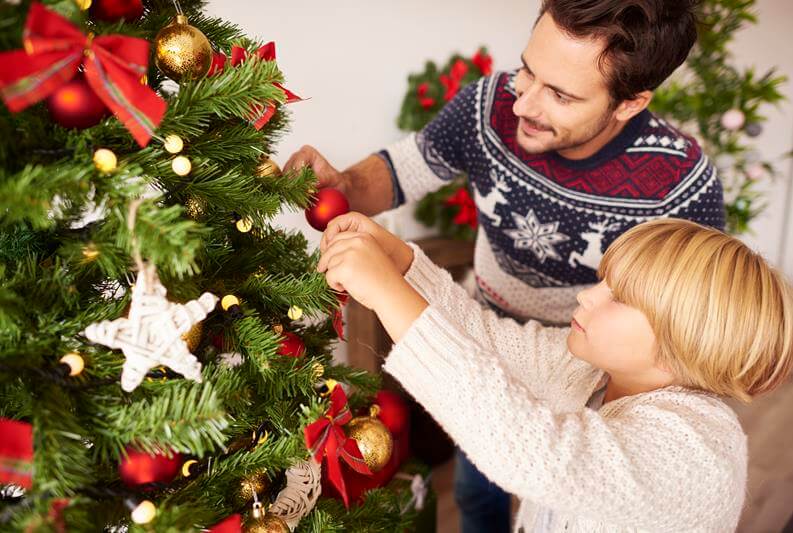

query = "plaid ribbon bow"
208;42;302;130
0;2;166;147
303;384;372;507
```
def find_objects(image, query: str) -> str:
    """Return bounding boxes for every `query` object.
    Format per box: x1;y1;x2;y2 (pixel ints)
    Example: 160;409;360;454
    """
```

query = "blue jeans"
454;448;510;533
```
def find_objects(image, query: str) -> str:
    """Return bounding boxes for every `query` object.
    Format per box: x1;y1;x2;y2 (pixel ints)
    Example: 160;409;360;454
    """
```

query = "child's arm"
384;306;746;531
320;214;589;398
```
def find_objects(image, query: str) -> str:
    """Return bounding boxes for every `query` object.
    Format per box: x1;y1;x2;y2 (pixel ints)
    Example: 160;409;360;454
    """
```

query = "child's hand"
317;232;406;311
318;230;429;342
321;212;414;275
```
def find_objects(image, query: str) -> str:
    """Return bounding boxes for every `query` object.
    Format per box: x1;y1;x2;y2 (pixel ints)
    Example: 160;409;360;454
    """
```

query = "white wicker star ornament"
83;262;218;391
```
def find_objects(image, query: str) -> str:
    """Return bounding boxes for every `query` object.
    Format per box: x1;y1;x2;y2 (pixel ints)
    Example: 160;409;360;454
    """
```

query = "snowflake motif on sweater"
381;71;725;323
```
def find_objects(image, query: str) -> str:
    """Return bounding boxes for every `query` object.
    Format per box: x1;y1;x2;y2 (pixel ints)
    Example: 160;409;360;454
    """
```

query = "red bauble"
278;331;306;358
118;447;182;487
90;0;144;21
46;75;109;129
305;188;350;231
374;390;410;439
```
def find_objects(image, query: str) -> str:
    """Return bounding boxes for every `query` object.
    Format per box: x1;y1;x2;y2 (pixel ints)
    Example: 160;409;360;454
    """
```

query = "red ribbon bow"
440;59;469;101
445;187;478;229
0;418;34;489
208;42;302;130
0;3;166;147
304;384;371;507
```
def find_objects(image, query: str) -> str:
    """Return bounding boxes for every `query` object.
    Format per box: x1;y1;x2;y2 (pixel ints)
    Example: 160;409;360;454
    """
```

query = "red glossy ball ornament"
46;76;109;129
118;447;182;487
305;188;350;231
90;0;144;21
278;331;306;358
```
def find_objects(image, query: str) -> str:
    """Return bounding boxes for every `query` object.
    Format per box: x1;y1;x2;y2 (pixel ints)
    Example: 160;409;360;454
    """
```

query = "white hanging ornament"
83;262;218;391
720;109;745;131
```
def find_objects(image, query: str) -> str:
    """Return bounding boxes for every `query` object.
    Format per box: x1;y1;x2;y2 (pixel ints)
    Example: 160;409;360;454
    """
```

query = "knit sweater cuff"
384;306;470;401
403;243;449;303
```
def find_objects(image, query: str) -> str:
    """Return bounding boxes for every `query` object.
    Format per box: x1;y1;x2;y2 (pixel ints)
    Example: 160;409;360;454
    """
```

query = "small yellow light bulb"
171;156;192;176
131;500;156;524
287;305;303;321
93;149;117;173
163;134;184;154
60;352;85;376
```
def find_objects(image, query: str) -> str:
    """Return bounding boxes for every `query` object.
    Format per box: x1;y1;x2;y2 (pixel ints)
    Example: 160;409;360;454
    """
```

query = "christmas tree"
0;1;420;531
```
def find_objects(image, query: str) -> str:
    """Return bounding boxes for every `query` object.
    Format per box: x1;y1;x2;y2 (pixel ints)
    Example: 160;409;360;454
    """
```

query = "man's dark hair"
539;0;700;102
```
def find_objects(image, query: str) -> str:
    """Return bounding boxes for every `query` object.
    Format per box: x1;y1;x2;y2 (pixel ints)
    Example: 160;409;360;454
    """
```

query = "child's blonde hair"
599;218;793;402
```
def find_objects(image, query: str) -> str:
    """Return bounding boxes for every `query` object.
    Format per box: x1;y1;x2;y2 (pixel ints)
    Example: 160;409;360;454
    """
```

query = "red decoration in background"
0;3;166;147
209;514;243;533
46;74;109;129
118;447;182;487
305;188;350;232
0;418;33;489
278;331;306;358
48;499;70;533
416;82;436;110
208;43;302;130
472;50;493;76
374;390;410;438
90;0;144;22
444;187;478;229
304;385;372;507
440;59;469;101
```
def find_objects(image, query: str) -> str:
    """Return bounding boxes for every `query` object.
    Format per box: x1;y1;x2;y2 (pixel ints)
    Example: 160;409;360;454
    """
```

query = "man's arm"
284;147;394;216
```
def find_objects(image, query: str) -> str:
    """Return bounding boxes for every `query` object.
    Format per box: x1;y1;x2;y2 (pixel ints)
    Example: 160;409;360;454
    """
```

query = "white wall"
206;0;793;276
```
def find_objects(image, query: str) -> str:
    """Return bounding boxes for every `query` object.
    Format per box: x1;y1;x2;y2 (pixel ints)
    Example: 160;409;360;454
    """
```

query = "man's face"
513;13;618;156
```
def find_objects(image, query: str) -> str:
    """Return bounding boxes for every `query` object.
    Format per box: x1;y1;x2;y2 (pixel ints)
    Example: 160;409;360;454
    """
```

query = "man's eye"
553;91;570;104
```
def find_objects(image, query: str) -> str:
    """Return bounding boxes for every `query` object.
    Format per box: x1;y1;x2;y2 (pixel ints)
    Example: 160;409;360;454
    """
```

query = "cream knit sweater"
383;245;747;532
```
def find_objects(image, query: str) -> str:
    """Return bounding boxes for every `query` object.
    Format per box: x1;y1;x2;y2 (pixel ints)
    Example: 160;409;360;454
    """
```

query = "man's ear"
613;90;653;122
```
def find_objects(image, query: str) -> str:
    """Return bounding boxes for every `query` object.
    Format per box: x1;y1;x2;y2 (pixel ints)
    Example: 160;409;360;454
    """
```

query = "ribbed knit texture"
384;245;747;532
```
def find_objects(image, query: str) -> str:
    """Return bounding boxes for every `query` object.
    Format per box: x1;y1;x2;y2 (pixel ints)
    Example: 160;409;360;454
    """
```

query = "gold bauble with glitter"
154;15;212;81
346;405;393;472
255;157;281;179
235;470;270;508
244;510;289;533
180;321;203;353
185;196;207;220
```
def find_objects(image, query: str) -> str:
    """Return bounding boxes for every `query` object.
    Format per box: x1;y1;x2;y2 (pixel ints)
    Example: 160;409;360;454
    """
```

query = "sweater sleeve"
403;243;595;400
381;79;481;207
384;307;747;531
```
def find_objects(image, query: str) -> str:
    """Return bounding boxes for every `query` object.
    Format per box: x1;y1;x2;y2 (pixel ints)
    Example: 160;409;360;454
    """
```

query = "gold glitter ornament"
255;157;281;179
346;405;393;472
235;470;270;508
244;506;289;533
93;148;117;173
180;321;203;352
154;15;212;81
184;196;207;220
82;243;100;262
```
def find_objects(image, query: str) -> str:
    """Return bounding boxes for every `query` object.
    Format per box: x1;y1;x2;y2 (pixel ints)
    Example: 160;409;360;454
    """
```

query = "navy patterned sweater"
380;71;725;324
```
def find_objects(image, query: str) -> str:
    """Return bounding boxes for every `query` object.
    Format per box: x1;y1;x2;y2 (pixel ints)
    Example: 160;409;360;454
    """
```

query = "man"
286;1;723;531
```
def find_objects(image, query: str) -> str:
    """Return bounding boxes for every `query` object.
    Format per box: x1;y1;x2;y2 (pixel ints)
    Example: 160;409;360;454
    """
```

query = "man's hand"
321;212;414;275
284;145;349;193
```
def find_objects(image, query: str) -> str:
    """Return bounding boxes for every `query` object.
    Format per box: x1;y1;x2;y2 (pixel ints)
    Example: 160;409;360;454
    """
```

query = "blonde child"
317;213;793;532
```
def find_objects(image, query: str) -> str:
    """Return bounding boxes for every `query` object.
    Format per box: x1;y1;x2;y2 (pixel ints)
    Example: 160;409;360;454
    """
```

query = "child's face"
567;281;663;379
